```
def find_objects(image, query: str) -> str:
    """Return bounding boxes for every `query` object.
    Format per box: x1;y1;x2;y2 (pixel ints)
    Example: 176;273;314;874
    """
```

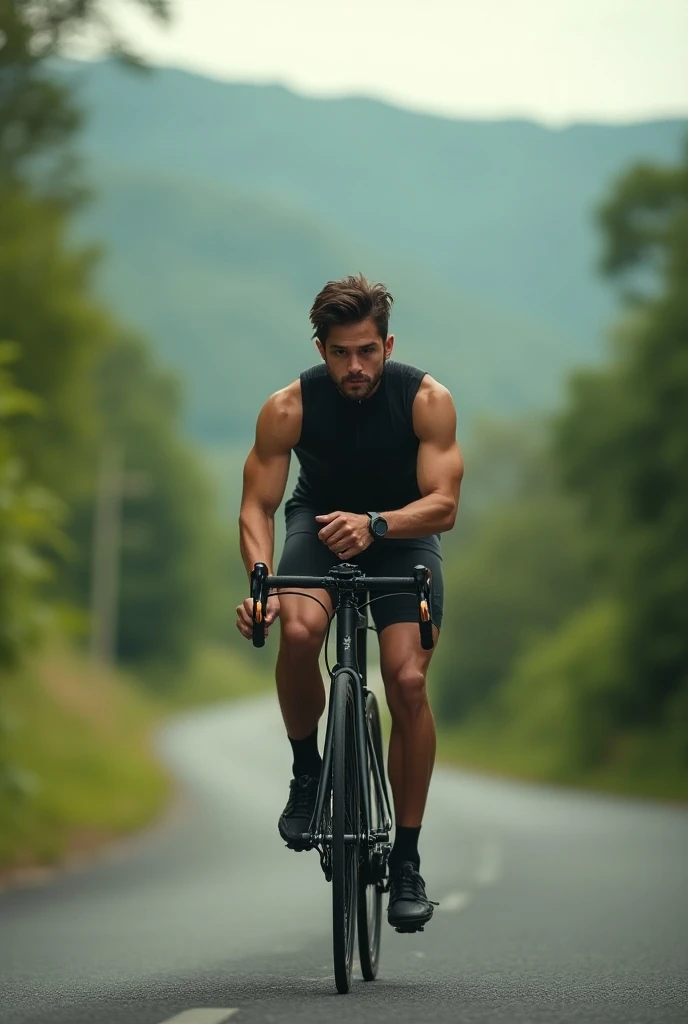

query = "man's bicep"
416;436;463;502
241;393;298;516
414;386;464;502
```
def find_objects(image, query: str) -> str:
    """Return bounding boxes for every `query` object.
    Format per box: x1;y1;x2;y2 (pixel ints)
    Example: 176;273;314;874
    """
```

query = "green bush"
496;600;626;778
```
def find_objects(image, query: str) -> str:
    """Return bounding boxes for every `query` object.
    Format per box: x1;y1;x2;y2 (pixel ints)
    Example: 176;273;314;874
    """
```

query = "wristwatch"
366;512;388;539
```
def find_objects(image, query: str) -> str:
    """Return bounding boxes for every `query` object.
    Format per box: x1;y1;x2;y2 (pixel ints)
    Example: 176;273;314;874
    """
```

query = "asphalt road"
1;693;687;1024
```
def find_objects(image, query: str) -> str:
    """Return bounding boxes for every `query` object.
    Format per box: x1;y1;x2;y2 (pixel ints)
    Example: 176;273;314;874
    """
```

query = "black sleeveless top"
285;361;437;545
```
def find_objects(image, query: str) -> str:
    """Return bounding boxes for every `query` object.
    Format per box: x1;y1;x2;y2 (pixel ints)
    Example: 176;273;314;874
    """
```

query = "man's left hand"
315;511;373;560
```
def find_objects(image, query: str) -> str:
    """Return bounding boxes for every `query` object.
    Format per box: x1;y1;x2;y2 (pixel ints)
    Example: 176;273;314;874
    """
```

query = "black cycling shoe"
387;861;438;932
278;774;319;850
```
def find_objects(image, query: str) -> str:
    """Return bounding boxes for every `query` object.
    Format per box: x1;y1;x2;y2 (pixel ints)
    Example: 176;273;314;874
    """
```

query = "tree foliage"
0;0;169;198
556;141;688;724
0;0;230;683
0;184;110;498
496;601;626;778
434;426;594;722
0;343;64;670
437;143;688;794
62;334;229;679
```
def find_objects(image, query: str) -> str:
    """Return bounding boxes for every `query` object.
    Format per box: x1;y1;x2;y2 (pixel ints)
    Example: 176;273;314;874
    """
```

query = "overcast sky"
82;0;688;124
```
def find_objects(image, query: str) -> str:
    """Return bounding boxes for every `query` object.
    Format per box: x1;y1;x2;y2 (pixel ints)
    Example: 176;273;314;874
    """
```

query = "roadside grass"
0;642;273;873
436;716;688;802
163;641;274;710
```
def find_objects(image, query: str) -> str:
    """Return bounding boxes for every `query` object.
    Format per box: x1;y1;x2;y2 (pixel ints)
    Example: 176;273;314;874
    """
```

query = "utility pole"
89;440;125;666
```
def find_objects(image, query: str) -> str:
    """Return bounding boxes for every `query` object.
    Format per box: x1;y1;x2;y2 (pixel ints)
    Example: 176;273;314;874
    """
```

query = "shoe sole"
388;907;434;933
278;823;313;851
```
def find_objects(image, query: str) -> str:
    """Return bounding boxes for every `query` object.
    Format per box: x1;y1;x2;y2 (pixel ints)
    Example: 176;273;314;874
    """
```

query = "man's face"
316;318;394;401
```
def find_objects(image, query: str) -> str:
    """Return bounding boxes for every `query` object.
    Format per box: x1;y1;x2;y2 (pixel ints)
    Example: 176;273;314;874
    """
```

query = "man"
236;274;463;931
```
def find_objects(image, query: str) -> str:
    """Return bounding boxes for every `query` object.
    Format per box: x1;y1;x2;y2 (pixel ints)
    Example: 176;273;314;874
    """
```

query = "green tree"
434;428;594;722
0;0;169;199
64;335;226;680
0;342;64;668
0;184;110;500
496;601;626;778
0;344;65;793
0;0;171;493
556;141;688;725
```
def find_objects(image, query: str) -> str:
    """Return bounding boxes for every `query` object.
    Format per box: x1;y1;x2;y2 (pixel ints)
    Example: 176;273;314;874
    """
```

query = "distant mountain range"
61;59;687;442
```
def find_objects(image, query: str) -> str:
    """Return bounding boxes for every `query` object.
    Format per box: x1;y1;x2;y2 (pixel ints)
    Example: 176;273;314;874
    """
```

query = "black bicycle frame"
310;586;392;851
250;561;434;851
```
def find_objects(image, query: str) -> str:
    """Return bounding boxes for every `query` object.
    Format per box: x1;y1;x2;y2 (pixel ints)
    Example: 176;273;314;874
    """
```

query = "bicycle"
249;559;435;994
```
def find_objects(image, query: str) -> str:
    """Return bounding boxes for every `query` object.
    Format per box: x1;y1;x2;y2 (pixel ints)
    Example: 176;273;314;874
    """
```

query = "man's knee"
279;616;325;657
384;664;429;717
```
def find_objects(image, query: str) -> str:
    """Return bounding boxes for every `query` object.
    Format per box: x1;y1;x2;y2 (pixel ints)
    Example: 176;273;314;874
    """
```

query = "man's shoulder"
386;362;451;405
412;374;456;436
259;380;303;448
414;373;451;400
386;359;425;380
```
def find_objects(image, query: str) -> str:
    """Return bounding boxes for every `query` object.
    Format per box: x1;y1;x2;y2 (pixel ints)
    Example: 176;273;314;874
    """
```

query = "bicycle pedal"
395;924;424;933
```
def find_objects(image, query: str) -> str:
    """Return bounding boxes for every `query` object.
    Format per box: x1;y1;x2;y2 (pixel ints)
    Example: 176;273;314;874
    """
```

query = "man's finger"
318;520;340;538
317;513;344;534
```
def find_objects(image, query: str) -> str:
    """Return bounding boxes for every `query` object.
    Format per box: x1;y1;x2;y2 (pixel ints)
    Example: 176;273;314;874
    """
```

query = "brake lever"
413;564;434;650
251;562;269;648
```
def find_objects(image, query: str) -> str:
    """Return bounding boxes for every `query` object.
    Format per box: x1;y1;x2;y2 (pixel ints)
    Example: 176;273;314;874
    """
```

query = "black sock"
288;728;322;779
389;826;421;872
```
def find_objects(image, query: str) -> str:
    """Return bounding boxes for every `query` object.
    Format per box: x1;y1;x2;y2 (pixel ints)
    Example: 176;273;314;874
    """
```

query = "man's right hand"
236;594;280;640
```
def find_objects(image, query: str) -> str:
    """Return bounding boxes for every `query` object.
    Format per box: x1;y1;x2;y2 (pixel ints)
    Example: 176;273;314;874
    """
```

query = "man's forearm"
239;505;276;578
381;493;456;539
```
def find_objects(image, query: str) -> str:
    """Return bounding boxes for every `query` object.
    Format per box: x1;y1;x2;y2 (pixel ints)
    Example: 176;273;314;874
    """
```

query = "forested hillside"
75;166;576;440
54;58;687;444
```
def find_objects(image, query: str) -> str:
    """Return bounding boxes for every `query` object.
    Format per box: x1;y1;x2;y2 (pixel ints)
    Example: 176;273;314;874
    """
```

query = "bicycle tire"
357;689;386;980
331;671;360;994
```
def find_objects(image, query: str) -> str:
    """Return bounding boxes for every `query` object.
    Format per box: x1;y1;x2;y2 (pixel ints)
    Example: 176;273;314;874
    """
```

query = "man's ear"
315;338;326;361
385;334;395;359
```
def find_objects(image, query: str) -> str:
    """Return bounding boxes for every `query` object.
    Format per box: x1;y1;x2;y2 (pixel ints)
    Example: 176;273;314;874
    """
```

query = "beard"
331;358;387;401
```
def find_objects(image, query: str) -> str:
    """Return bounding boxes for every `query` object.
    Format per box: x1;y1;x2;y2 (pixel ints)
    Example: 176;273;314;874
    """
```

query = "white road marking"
438;890;471;912
156;1011;238;1024
475;838;502;886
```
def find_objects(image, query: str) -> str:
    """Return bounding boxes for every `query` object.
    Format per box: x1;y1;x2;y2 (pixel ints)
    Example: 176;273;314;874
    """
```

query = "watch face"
374;517;388;537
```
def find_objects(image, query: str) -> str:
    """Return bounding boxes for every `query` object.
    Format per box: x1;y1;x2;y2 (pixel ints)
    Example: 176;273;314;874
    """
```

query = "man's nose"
348;356;362;373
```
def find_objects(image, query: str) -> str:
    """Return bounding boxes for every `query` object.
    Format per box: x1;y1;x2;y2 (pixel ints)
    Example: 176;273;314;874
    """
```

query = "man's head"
310;274;395;400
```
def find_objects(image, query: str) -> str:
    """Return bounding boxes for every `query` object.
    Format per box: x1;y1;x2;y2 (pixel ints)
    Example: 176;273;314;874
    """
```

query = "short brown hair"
309;273;393;344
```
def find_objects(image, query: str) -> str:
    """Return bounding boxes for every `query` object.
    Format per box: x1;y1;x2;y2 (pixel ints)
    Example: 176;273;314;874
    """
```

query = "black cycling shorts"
276;507;444;634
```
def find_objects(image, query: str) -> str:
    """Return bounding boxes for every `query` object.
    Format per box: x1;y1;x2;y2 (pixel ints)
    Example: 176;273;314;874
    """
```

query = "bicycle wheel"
357;689;386;980
331;671;360;994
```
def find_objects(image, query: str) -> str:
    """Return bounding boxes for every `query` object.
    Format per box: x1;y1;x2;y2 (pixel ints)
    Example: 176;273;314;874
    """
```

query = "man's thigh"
378;621;440;684
360;540;444;636
276;508;337;632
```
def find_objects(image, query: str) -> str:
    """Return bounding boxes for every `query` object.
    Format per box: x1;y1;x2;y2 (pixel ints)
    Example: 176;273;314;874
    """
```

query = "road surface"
1;694;687;1024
